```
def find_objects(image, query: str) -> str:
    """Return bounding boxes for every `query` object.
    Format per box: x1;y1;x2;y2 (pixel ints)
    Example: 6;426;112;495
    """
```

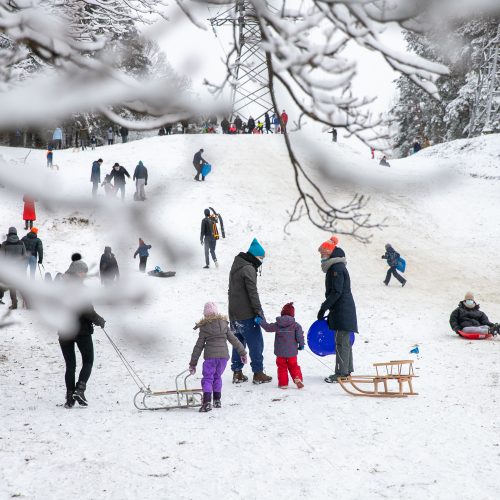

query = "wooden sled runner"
338;360;418;398
134;370;203;411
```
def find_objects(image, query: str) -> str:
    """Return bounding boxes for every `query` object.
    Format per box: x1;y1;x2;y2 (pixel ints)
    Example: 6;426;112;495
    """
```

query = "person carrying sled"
317;236;358;383
257;302;305;389
382;243;406;287
200;209;218;269
449;292;495;334
99;246;119;285
189;302;247;412
134;238;152;272
228;238;272;385
133;161;148;201
21;227;43;280
379;156;390;167
90;158;103;198
59;254;106;408
0;226;27;309
22;195;36;230
109;162;130;200
193;148;208;182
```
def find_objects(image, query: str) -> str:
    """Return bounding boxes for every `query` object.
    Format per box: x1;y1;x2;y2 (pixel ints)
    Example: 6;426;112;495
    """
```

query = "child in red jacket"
257;302;305;389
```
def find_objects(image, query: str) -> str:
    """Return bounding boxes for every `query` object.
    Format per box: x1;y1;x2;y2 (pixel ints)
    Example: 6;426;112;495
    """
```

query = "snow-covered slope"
1;134;499;499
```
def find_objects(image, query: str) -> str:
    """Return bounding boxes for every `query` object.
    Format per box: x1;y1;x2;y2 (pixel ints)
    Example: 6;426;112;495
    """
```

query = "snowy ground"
0;134;499;499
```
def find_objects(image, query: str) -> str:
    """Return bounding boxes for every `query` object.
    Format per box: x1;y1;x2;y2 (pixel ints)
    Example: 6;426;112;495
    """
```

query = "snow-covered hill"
1;133;499;499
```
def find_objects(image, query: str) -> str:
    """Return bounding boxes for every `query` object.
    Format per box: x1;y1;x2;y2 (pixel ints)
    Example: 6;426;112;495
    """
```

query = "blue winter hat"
248;238;265;258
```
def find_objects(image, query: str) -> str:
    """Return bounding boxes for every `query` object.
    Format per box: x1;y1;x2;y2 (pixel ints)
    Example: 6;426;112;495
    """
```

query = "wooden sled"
134;370;203;411
338;360;418;398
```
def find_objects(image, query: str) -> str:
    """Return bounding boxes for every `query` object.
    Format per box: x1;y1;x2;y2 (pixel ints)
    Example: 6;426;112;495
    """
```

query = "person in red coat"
23;195;36;230
280;110;288;134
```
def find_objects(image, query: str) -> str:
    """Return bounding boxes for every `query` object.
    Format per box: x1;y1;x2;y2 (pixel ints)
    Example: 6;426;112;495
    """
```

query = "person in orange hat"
21;227;43;280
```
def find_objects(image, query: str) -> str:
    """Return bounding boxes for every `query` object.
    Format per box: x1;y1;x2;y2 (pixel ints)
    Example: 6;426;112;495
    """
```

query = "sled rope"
303;348;335;372
102;328;148;391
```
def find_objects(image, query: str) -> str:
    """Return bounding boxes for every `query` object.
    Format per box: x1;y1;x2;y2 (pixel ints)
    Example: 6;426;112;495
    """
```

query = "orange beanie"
318;235;338;254
31;227;39;234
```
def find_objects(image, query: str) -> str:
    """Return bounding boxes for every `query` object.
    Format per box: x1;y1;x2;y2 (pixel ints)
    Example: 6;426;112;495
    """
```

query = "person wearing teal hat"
228;238;272;384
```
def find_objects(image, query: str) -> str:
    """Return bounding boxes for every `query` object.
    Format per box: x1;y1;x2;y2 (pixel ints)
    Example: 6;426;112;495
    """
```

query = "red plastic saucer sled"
457;330;492;340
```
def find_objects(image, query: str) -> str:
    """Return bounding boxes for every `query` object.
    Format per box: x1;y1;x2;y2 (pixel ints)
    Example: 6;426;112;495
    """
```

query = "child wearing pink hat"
189;302;247;412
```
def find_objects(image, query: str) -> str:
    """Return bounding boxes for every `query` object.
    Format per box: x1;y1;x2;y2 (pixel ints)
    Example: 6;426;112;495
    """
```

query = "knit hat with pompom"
203;302;218;317
318;236;338;254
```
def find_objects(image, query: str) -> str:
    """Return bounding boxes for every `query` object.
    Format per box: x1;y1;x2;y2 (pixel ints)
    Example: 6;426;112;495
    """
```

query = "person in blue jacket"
317;236;357;383
90;159;103;198
382;243;406;287
134;238;152;272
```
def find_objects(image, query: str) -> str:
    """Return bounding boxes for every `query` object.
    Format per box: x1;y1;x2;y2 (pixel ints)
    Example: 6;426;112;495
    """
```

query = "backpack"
210;216;220;240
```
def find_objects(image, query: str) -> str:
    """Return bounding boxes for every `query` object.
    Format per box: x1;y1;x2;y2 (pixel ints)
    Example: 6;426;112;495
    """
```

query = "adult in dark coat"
382;243;406;286
99;246;119;285
317;236;357;382
200;209;218;269
228;238;271;384
234;116;243;133
59;255;105;408
247;116;255;134
264;112;271;134
109;163;130;200
120;126;129;143
133;161;148;201
379;156;390;167
449;292;493;333
221;118;230;134
90;159;103;198
21;227;43;280
193;149;207;182
0;226;27;309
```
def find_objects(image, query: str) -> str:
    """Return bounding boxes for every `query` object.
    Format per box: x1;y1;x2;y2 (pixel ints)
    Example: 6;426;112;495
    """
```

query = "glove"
188;365;196;375
298;344;304;351
241;354;248;364
254;316;262;325
201;240;204;246
317;308;327;321
96;317;106;328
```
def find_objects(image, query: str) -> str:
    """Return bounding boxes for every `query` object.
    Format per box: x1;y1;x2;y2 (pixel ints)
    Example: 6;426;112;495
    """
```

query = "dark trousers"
193;162;203;181
335;330;353;376
24;220;33;229
59;335;94;392
230;319;264;373
385;267;406;285
108;139;113;145
116;184;125;200
92;181;99;197
139;256;148;272
204;238;217;266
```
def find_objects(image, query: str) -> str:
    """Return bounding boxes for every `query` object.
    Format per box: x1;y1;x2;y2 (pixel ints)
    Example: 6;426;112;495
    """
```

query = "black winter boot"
73;381;88;406
213;392;221;408
199;392;212;413
64;390;75;409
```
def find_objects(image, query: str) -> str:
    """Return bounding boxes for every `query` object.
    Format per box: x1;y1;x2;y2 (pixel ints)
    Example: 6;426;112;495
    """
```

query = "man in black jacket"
318;238;357;383
21;227;43;280
59;255;105;408
133;161;148;201
193;149;207;181
0;226;27;309
200;209;218;269
228;238;272;384
99;246;119;285
109;163;130;200
449;292;493;334
382;243;406;286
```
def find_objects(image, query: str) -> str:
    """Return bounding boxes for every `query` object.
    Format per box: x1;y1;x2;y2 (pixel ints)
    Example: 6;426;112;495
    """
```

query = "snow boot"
253;372;272;384
324;374;339;383
213;392;221;408
294;378;304;389
64;391;75;409
9;302;17;310
232;370;248;384
203;265;210;269
199;392;212;413
214;260;219;268
73;381;88;406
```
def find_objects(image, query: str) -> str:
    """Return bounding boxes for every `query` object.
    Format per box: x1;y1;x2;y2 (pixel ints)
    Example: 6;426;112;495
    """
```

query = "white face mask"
464;299;475;308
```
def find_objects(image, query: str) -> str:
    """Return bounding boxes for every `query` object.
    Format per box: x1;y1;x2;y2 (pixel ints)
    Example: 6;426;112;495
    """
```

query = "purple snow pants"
201;358;228;393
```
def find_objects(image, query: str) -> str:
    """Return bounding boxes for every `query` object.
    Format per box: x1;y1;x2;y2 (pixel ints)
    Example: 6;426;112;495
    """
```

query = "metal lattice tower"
210;1;273;121
469;24;500;136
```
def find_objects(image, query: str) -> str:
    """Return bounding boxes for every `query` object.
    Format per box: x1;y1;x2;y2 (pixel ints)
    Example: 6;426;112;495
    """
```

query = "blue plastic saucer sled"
307;319;355;357
201;163;212;177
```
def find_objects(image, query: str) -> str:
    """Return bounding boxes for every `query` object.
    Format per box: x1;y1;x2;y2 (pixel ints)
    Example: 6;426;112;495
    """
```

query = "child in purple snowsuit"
189;302;247;412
